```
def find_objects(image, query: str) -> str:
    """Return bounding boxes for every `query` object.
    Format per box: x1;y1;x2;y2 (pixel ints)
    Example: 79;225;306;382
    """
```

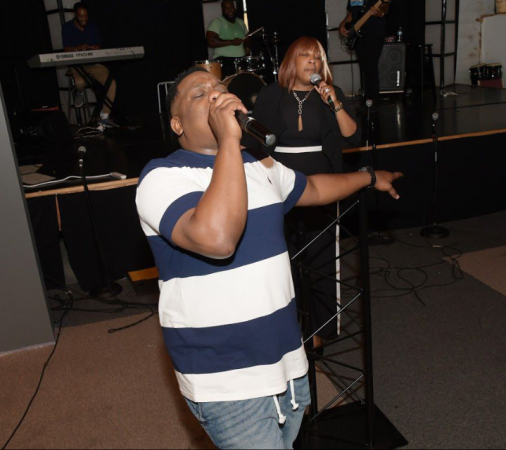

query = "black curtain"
0;0;59;117
83;0;208;115
387;0;426;45
247;0;328;62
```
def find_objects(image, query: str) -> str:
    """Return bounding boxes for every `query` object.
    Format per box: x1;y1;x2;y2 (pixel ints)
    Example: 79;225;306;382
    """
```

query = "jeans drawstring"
273;395;287;425
290;379;300;411
273;379;300;425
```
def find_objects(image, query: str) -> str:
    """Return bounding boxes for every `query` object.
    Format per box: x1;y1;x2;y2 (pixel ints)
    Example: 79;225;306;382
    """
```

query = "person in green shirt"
206;0;251;77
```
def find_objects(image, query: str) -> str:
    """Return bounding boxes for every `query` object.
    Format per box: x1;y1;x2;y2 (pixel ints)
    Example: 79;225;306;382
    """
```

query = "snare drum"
194;60;223;80
235;54;266;74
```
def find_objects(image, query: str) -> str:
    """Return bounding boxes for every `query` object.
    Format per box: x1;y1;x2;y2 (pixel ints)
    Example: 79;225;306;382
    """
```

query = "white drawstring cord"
273;396;286;425
290;379;300;411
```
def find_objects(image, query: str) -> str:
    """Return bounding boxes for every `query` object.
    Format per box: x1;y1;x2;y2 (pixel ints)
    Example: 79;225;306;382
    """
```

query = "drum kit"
470;63;503;85
193;29;282;112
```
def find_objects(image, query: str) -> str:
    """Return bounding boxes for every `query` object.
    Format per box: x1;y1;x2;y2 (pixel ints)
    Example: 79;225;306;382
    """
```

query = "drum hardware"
234;54;266;74
261;29;281;82
194;60;223;80
470;63;503;85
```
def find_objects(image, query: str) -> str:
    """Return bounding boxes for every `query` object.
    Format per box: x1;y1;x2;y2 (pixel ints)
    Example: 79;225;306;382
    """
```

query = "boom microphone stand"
262;30;280;82
366;100;395;246
78;146;122;299
420;113;450;239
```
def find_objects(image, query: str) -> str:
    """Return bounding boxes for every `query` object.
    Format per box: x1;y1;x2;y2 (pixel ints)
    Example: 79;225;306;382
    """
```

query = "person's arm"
297;170;403;207
340;11;353;36
313;82;357;139
371;2;390;17
206;31;243;48
243;36;252;55
170;94;249;259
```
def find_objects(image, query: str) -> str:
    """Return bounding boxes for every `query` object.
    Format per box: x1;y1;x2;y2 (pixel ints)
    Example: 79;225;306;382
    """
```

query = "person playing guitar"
340;0;391;112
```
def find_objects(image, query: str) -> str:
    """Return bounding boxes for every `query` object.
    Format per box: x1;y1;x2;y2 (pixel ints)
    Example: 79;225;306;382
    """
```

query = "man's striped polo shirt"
136;148;309;402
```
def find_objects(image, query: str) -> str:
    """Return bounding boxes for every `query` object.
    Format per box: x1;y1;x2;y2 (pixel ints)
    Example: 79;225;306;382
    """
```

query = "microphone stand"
421;113;450;239
78;146;123;299
366;101;395;246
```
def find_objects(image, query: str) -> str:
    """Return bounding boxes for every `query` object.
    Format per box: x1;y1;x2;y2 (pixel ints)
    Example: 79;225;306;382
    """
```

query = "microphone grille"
78;146;86;154
432;112;439;121
310;73;322;86
366;100;373;107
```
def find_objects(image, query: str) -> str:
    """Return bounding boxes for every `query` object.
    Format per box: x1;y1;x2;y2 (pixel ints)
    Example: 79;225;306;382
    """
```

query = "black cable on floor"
45;273;159;335
338;233;464;306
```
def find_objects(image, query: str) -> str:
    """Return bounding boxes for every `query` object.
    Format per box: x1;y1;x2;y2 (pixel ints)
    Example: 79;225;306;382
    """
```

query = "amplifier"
379;43;407;93
12;110;72;145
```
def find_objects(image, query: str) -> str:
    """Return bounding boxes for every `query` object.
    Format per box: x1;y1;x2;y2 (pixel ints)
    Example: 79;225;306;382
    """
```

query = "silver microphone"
310;73;339;112
432;112;439;121
235;111;277;147
366;100;373;108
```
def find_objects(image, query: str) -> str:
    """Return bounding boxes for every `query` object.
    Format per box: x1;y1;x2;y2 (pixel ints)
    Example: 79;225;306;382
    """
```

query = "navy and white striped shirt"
136;148;309;402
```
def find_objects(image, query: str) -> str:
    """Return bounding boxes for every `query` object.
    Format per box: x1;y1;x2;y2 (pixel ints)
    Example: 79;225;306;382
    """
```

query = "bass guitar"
341;0;391;51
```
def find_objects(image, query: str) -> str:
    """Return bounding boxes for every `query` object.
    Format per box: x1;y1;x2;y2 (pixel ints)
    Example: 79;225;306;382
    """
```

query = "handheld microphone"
235;111;277;147
310;73;338;112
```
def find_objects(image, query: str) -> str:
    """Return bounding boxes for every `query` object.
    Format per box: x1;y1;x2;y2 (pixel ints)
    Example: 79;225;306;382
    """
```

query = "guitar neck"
353;0;386;33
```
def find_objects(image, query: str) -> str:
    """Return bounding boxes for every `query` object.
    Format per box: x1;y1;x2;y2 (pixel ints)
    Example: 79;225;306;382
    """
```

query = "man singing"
206;0;251;77
62;2;117;127
136;67;402;449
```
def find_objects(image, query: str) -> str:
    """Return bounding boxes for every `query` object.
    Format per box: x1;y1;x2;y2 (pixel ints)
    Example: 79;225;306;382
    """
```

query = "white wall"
481;14;506;74
455;0;495;84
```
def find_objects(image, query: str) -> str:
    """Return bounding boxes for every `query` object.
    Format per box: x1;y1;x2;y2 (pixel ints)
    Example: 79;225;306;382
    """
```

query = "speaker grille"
379;43;406;93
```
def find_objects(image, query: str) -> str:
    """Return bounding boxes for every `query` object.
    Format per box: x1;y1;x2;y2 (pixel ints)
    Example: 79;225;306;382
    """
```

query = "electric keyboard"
27;46;145;69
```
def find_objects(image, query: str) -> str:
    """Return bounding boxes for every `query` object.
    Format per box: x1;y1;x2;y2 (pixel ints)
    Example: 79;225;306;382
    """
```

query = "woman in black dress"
249;37;361;349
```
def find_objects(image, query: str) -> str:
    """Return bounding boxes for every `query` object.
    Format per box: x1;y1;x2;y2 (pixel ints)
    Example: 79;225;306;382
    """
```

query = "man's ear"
171;116;183;137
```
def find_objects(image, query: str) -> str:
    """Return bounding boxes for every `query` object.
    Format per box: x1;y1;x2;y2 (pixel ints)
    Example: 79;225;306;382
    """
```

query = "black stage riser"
341;133;506;233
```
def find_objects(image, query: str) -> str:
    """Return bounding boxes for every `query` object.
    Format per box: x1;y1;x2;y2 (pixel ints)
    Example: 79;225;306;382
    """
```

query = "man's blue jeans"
185;375;311;449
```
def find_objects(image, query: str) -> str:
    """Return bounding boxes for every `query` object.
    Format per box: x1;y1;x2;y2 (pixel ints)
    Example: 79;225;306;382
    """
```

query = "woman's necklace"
293;90;312;132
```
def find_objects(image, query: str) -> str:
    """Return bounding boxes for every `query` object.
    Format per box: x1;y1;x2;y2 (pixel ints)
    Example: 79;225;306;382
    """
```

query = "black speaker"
379;43;407;93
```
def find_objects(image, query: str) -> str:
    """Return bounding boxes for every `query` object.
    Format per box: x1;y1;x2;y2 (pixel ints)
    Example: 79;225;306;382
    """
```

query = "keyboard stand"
72;64;116;125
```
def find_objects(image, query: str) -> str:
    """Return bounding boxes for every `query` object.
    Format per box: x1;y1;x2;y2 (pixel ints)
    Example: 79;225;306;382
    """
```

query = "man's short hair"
73;2;86;13
166;67;209;119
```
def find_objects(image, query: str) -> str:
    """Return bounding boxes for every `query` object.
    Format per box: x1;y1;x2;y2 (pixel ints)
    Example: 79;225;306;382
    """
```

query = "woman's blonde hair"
278;37;333;92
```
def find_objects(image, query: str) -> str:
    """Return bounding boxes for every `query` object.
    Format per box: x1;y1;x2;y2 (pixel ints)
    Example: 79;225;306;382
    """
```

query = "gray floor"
318;211;506;449
46;211;506;449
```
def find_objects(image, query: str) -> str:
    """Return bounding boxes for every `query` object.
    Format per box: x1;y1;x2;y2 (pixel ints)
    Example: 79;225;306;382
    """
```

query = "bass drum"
224;73;266;112
194;60;222;80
